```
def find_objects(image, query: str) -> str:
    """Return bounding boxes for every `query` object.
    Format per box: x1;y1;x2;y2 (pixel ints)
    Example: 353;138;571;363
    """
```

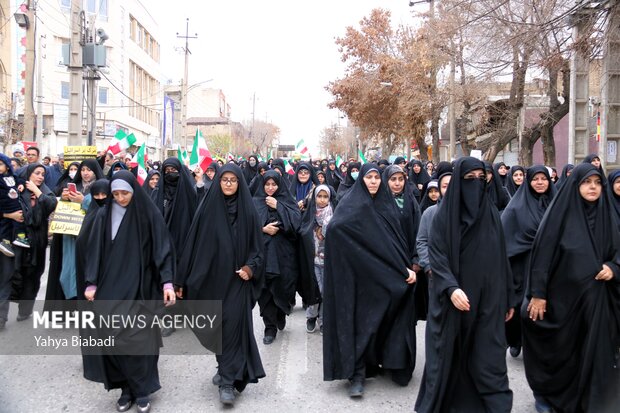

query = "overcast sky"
152;1;420;152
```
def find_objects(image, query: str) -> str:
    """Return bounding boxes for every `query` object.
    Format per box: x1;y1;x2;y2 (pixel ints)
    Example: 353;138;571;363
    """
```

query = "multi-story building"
0;0;13;149
12;0;163;157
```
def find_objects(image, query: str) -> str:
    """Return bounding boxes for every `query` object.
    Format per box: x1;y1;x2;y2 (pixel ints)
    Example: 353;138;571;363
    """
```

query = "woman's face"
428;187;440;201
264;178;278;196
426;164;434;174
297;168;310;184
11;160;19;170
613;177;620;197
566;168;572;177
220;172;239;196
340;165;347;173
363;171;381;196
69;164;79;174
530;172;549;194
439;175;452;196
81;166;95;182
388;173;406;195
206;169;216;180
316;190;329;208
317;174;325;184
113;190;133;207
498;165;508;176
579;175;602;202
413;164;421;173
512;169;524;186
29;167;45;186
149;174;160;189
590;157;601;169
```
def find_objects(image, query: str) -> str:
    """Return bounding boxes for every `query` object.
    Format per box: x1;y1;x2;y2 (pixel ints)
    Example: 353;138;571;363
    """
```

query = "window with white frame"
98;87;108;104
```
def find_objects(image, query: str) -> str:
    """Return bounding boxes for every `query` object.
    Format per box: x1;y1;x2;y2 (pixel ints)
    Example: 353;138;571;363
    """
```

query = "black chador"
501;165;555;355
176;164;265;400
252;170;301;343
415;157;515;413
522;163;620;413
335;161;360;204
323;163;416;390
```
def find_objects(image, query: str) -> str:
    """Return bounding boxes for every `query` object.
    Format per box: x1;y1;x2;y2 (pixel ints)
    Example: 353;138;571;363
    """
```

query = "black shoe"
534;399;553;413
277;313;286;331
116;387;133;412
306;317;317;333
0;319;5;330
16;313;31;322
510;346;521;358
161;326;176;337
212;373;221;386
349;379;364;398
263;335;275;345
135;397;150;413
219;385;235;405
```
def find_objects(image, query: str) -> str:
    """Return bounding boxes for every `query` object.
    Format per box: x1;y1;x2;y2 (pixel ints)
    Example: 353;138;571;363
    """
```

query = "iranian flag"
177;144;188;164
226;153;235;162
358;150;367;165
296;139;308;155
131;143;148;185
285;159;295;175
189;129;213;172
108;130;137;155
335;155;343;167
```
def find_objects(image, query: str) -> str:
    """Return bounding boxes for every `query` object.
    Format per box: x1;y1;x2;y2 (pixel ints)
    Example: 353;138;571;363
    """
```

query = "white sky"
151;1;419;152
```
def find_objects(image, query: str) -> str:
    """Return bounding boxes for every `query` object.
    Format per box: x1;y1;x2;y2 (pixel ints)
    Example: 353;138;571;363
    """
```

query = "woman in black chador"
323;163;417;398
335;161;361;204
83;171;176;413
176;163;265;406
522;163;620;413
415;157;516;413
253;170;301;344
501;165;556;359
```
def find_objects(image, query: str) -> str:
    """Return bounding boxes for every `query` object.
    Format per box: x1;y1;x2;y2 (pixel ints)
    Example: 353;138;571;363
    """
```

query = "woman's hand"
175;287;183;299
61;188;71;201
236;266;252;281
194;167;204;183
595;264;614;281
4;210;24;222
297;200;305;210
505;308;515;322
262;222;279;236
25;180;42;198
450;289;470;311
405;268;416;284
527;297;547;321
84;289;96;301
265;196;277;209
67;190;84;204
163;288;176;307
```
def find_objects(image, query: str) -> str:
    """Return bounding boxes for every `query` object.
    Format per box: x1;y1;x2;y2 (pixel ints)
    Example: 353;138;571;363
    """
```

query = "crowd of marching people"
0;145;619;413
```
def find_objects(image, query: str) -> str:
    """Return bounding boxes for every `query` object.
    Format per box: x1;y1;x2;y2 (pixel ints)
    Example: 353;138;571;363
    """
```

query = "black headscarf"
325;160;343;192
242;154;259;185
54;161;80;196
151;157;198;256
143;169;161;196
323;163;415;382
106;160;128;179
73;159;104;195
583;153;605;176
607;169;620;227
409;160;431;194
204;160;221;192
289;162;318;202
431;161;453;180
505;165;525;197
484;161;511;211
493;162;508;186
419;180;439;213
335;161;361;203
502;165;556;259
522;163;620;412
556;163;574;189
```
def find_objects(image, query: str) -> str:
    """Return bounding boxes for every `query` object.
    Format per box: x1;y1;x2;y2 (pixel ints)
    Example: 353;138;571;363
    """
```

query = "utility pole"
177;18;197;150
448;40;456;161
250;92;256;140
67;0;84;146
35;32;44;142
84;19;99;146
23;1;35;141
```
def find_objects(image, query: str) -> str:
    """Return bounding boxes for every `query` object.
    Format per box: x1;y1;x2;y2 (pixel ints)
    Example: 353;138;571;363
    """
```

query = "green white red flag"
189;129;213;172
131;142;148;185
108;130;136;155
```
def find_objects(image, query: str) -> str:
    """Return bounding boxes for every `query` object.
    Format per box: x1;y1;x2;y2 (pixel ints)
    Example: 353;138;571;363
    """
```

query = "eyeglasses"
298;170;310;175
221;178;238;185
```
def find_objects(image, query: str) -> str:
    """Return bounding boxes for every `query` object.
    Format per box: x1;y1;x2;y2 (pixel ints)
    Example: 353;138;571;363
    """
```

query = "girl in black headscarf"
484;161;511;212
83;171;176;413
608;169;620;229
45;159;104;304
501;165;556;359
289;162;319;211
54;161;80;196
12;164;58;320
325;160;342;193
493;161;509;186
242;155;259;185
335;161;361;204
415;157;515;413
583;153;605;176
521;163;620;413
252;170;301;344
505;165;525;197
176;164;265;406
248;161;268;195
106;160;128;179
323;163;417;397
419;180;440;214
556;163;573;189
409;160;431;201
143;170;160;196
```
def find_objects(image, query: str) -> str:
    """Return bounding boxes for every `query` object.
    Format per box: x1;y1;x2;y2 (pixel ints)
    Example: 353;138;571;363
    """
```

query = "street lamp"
14;12;29;29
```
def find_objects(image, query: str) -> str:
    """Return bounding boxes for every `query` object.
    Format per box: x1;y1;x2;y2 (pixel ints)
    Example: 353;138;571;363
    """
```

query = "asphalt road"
0;265;536;413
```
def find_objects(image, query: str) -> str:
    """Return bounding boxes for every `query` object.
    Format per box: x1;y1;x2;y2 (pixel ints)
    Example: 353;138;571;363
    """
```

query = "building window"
61;81;69;100
85;0;96;13
98;87;108;104
61;0;71;8
99;0;108;18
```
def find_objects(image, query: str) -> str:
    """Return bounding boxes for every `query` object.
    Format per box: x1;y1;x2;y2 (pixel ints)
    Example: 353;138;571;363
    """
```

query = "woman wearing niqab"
252;170;301;344
83;171;176;413
176;163;265;406
323;163;417;397
484;161;511;211
335;161;361;204
521;163;620;413
501;165;556;359
415;157;515;413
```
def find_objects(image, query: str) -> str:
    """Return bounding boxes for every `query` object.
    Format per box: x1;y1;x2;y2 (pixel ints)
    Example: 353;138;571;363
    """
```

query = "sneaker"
161;326;176;337
219;385;235;405
349;379;364;397
13;237;30;249
135;397;150;413
306;317;317;333
212;373;221;386
509;346;521;358
0;240;14;257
